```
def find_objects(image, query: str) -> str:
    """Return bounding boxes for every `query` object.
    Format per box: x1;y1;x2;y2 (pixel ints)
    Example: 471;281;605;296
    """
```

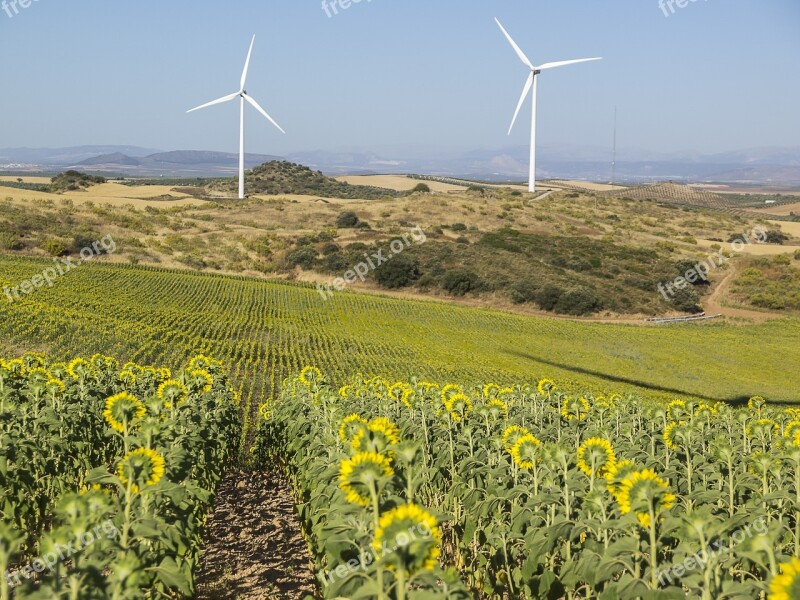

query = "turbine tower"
495;18;601;193
187;35;285;199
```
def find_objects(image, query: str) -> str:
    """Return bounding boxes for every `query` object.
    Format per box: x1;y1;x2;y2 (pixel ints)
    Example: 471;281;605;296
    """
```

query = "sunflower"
445;393;473;422
339;414;368;444
440;383;463;406
372;503;442;575
576;438;617;477
769;557;800;600
104;392;146;433
561;397;590;421
748;395;767;412
510;434;542;469
299;366;323;388
157;380;189;406
502;425;531;453
749;450;781;477
338;385;352;399
187;369;214;394
47;363;68;380
785;421;800;441
663;421;688;450
486;398;509;419
746;418;779;440
27;367;50;384
483;383;501;399
66;358;91;380
616;469;676;528
605;459;638;497
339;452;394;507
117;448;166;493
389;382;416;409
258;403;273;421
667;399;687;422
537;379;555;395
352;417;401;454
118;369;137;386
187;354;221;373
44;378;66;396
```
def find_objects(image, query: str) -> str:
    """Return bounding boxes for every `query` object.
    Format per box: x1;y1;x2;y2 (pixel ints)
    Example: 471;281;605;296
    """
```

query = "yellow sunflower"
769;557;800;600
576;438;617;477
748;395;767;412
339;452;394;507
561;397;590;421
66;358;91;380
339;414;368;444
666;399;687;422
502;425;531;453
157;379;189;405
44;378;66;396
299;366;323;388
510;434;542;469
352;417;401;455
187;369;214;394
605;459;638;497
372;503;442;575
440;383;463;406
445;393;472;422
537;378;555;395
486;398;509;419
103;392;146;433
389;382;416;409
785;421;800;441
483;383;501;399
663;421;688;450
617;469;676;528
116;448;166;493
746;418;779;440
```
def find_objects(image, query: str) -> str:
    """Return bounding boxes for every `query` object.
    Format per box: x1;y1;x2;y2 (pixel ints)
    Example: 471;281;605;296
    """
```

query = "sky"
0;0;798;158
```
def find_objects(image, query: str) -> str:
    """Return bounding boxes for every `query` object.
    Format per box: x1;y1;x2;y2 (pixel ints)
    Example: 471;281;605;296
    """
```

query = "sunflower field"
0;352;240;599
255;368;800;599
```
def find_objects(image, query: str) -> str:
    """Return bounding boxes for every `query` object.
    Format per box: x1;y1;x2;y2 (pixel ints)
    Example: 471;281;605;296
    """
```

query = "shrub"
554;289;603;316
41;240;68;257
794;249;800;260
765;230;789;245
285;246;318;269
374;255;420;289
336;211;360;228
772;254;792;266
535;285;564;311
0;232;23;251
411;183;431;193
321;242;341;256
450;223;467;232
510;280;538;304
669;286;702;313
442;269;481;296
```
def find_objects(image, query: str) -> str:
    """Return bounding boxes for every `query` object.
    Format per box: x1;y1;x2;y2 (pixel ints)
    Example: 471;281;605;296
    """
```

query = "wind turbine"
187;35;285;199
495;18;601;193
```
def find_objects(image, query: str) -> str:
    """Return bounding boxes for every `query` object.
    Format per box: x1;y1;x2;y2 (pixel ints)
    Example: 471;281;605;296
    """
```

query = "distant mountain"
2;144;799;185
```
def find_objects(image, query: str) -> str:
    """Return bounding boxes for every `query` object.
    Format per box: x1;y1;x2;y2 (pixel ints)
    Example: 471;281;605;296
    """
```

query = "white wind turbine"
187;35;285;199
495;18;601;193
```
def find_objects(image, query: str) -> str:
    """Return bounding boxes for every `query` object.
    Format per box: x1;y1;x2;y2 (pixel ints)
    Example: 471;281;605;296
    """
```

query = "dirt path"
196;469;319;600
703;269;783;322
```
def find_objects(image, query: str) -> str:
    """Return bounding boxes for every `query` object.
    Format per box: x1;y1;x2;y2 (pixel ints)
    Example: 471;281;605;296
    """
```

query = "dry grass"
335;175;466;193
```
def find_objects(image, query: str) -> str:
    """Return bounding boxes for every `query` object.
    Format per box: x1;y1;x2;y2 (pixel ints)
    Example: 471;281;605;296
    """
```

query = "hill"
205;160;404;199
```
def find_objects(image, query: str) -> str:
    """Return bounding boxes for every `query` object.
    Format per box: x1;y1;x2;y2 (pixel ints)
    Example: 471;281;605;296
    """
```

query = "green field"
1;256;798;433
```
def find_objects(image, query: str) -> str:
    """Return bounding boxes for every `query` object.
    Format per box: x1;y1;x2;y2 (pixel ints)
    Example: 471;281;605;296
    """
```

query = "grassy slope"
1;257;797;425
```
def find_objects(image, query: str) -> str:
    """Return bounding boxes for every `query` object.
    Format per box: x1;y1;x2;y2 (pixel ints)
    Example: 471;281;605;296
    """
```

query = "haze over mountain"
1;145;798;185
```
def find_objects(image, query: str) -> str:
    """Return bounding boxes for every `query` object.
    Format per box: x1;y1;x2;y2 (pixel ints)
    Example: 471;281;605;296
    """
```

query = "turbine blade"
508;72;534;135
243;94;286;134
537;57;602;71
186;92;240;113
240;35;256;90
494;18;534;70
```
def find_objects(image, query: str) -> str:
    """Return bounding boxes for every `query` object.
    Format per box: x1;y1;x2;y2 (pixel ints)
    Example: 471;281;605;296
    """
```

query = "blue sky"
0;0;798;157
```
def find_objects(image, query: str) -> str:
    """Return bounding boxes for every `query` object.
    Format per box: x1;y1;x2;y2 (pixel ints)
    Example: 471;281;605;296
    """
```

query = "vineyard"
254;369;800;599
0;352;240;598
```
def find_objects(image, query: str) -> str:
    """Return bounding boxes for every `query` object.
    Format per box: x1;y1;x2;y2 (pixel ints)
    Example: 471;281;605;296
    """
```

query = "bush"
442;269;481;296
794;249;800;260
374;255;420;289
0;232;23;251
669;286;702;313
510;280;538;304
321;242;341;256
535;285;564;311
765;230;789;245
554;289;603;316
285;246;318;269
411;183;431;193
772;254;792;266
41;240;68;257
336;211;360;228
450;223;467;232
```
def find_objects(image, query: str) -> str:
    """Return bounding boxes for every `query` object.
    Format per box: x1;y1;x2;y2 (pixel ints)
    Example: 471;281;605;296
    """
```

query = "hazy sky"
1;1;798;157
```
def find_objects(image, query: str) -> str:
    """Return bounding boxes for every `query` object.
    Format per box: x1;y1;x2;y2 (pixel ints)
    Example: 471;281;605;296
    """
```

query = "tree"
336;211;360;228
375;255;420;289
